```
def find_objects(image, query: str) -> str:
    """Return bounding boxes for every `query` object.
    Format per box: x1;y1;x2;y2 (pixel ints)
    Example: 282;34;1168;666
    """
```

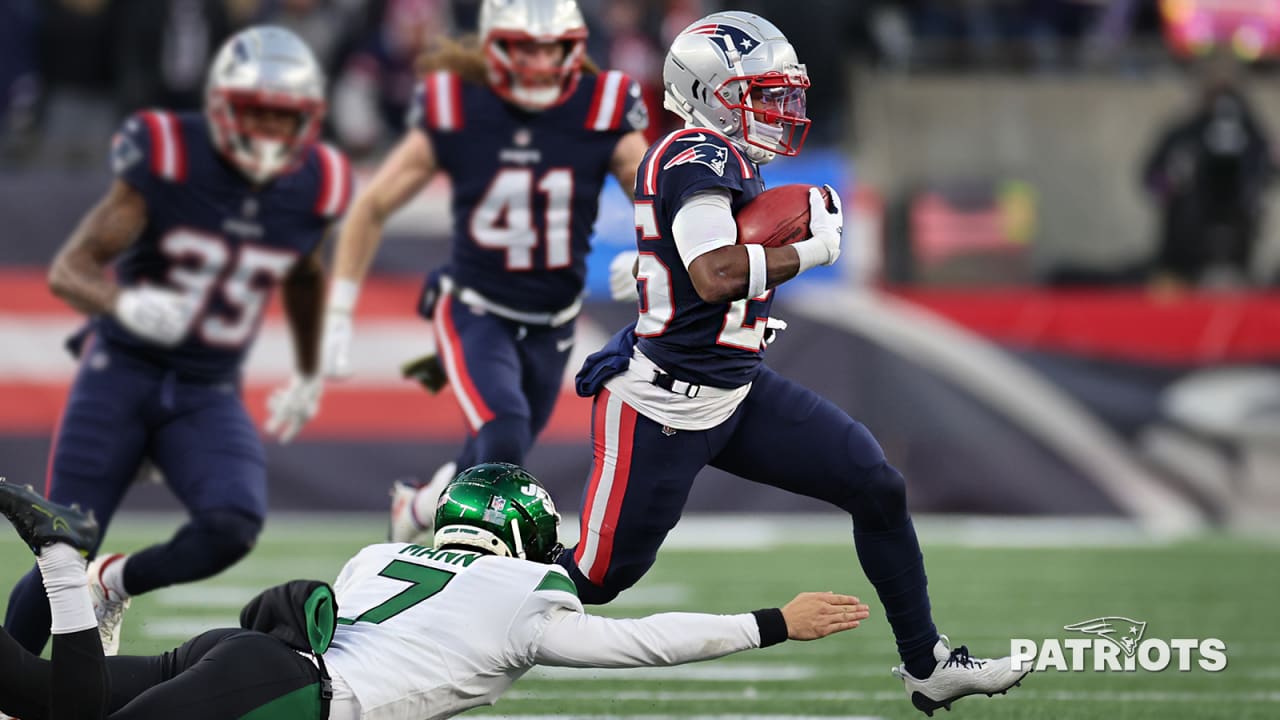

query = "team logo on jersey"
663;142;728;176
687;23;762;67
110;130;143;174
241;197;258;218
514;128;532;147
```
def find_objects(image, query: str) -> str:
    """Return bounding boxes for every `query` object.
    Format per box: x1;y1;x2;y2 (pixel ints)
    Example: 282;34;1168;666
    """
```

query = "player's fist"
265;373;323;444
805;184;843;266
113;286;199;347
608;250;640;302
780;591;870;641
321;309;354;379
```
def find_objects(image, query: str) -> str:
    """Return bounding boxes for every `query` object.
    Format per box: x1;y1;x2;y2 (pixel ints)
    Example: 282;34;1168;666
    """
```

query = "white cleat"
388;461;456;544
891;635;1030;716
86;553;131;656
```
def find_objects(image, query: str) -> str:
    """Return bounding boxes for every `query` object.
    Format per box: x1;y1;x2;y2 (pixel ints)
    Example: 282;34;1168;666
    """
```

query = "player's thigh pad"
712;366;899;514
149;385;267;519
565;389;716;601
433;295;530;430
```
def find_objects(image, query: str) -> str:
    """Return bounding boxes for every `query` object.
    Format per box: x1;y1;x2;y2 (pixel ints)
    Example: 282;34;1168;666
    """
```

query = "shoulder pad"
639;128;754;198
113;110;188;182
312;143;353;219
407;71;465;133
584;71;648;133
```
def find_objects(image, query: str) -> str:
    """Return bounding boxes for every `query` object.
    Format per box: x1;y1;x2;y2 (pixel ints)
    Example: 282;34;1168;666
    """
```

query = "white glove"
608;250;640;302
321;309;354;379
793;185;844;272
113;286;199;347
265;374;324;444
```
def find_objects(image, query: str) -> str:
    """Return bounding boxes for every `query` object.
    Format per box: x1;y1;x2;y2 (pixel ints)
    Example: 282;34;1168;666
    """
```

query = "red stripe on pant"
433;294;495;433
573;390;638;585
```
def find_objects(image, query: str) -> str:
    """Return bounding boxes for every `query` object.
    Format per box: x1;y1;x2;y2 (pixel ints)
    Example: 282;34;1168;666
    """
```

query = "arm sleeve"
533;607;761;668
671;189;736;269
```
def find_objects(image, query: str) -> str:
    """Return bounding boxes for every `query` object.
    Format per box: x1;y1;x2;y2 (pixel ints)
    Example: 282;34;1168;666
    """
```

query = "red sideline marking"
890;288;1280;364
0;269;430;320
0;382;593;440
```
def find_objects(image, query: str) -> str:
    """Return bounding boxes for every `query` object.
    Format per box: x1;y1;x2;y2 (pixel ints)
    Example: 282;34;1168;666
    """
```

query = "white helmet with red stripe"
663;11;810;164
480;0;588;111
205;26;327;183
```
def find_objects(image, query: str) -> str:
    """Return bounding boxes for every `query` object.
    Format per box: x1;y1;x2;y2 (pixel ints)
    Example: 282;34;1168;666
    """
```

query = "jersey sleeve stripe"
725;142;752;180
429;71;461;131
315;144;351;218
534;570;579;596
642;128;712;196
589;70;626;131
141;111;186;181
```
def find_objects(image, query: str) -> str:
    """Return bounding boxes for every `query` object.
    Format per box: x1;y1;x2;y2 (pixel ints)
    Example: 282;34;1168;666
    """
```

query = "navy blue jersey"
630;128;769;389
98;110;351;381
412;70;647;314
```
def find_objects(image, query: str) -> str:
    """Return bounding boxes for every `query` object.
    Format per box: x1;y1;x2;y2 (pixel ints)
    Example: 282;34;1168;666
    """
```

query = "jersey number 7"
337;560;455;625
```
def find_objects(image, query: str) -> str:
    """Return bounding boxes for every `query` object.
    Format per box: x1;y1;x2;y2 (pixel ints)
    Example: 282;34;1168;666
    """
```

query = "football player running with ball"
4;26;350;659
0;469;868;720
322;0;650;540
560;11;1029;715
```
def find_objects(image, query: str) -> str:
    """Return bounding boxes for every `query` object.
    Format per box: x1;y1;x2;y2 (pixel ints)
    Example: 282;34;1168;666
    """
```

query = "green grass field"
1;514;1277;720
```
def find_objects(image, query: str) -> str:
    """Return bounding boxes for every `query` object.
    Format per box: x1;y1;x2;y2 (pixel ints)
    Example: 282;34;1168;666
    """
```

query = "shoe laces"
943;645;986;670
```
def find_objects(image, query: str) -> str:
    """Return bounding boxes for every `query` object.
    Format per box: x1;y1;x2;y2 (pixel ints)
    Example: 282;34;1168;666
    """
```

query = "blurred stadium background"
2;1;1280;718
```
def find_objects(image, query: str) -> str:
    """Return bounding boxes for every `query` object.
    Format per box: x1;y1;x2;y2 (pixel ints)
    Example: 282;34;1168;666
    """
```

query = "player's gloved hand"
265;373;324;444
401;352;449;394
792;185;844;273
608;250;640;302
113;286;199;348
321;309;354;379
322;278;360;379
761;316;788;348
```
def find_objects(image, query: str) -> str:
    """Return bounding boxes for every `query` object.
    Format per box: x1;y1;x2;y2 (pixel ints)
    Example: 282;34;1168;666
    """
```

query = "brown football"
735;184;832;248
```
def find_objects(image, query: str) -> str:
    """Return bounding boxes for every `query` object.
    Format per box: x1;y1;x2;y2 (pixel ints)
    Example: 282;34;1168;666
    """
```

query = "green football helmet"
433;463;564;563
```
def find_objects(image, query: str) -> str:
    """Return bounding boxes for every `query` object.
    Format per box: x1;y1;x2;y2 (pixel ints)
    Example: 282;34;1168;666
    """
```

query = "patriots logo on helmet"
663;142;728;177
1064;617;1148;657
687;22;761;68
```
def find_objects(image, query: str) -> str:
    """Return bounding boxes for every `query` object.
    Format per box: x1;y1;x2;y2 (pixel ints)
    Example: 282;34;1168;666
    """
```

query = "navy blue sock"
853;519;939;678
122;510;261;596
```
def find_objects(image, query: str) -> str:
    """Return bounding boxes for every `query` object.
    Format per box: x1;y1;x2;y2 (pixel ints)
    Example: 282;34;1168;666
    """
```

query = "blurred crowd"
0;0;1179;169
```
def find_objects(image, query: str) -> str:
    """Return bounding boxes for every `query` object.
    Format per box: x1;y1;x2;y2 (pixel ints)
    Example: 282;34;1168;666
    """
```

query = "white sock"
99;554;131;601
411;481;447;531
37;544;97;634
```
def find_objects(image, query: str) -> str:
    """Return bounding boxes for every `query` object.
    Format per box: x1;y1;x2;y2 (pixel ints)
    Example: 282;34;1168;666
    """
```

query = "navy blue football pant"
0;627;323;720
432;293;575;468
4;339;267;654
558;366;939;663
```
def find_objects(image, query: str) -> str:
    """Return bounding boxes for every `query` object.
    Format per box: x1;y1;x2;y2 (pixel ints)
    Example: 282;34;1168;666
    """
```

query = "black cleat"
0;481;99;555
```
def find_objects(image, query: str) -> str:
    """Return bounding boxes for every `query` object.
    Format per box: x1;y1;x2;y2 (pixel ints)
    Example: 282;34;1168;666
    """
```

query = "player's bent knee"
848;462;909;532
195;509;263;570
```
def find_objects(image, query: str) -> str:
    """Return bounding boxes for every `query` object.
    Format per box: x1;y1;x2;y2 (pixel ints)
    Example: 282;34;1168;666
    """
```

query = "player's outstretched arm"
266;245;326;443
324;129;438;378
532;592;869;668
48;179;148;316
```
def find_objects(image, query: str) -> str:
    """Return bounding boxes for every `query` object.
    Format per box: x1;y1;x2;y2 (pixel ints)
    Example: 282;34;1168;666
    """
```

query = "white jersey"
323;543;764;720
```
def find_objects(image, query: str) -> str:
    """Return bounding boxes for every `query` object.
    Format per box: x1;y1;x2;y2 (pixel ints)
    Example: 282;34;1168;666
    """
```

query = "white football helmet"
480;0;588;110
663;11;810;164
205;26;327;184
